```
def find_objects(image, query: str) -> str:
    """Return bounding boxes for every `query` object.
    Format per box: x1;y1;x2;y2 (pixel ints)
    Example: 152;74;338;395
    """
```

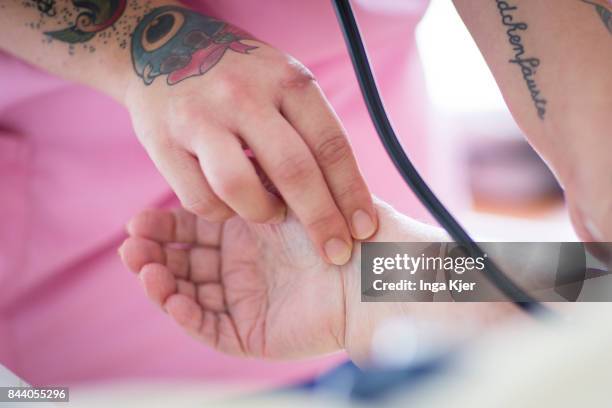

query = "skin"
2;1;610;360
1;0;609;253
453;0;612;241
0;0;378;266
119;199;518;363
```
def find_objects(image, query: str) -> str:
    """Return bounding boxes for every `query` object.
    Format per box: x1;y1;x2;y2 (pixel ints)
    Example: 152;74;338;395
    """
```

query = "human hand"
119;200;514;361
118;200;414;359
123;5;377;265
119;206;348;358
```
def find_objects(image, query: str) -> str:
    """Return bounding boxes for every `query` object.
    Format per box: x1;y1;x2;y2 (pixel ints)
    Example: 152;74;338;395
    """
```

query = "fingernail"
352;210;376;240
325;238;352;266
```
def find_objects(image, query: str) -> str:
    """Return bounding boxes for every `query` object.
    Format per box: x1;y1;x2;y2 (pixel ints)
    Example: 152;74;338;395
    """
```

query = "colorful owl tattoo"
130;6;258;85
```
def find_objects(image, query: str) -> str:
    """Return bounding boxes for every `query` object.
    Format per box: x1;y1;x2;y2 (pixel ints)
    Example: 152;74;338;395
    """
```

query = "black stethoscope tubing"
332;0;552;317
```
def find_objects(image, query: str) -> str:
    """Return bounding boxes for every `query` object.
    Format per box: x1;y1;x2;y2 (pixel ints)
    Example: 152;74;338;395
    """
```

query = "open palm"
120;207;348;359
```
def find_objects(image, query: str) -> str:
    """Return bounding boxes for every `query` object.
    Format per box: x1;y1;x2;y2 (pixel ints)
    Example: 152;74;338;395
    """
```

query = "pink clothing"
0;0;430;386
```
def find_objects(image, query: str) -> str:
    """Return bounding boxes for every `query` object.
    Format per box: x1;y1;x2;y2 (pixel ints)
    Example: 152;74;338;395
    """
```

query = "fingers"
191;127;286;224
127;208;222;246
146;144;235;221
137;261;241;354
142;274;242;355
164;295;244;355
119;237;165;273
241;111;353;265
281;79;377;240
196;283;225;312
135;256;224;313
148;125;286;224
164;293;203;332
119;236;220;283
140;263;177;306
140;267;208;342
127;208;196;244
138;263;200;310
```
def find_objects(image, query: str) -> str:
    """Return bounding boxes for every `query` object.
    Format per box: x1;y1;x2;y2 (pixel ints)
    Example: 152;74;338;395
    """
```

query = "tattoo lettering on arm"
580;0;612;35
495;0;548;120
130;6;257;86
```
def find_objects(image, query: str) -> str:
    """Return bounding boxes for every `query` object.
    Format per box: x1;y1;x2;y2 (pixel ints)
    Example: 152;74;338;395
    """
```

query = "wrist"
340;199;448;364
341;199;533;364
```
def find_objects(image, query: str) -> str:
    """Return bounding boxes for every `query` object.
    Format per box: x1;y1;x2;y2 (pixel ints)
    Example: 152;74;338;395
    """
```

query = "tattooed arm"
0;1;378;265
0;0;138;100
453;0;612;241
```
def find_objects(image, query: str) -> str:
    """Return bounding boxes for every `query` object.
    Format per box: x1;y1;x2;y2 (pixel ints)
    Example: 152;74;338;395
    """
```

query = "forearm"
453;0;612;237
0;0;217;103
452;0;611;172
344;199;603;363
343;201;520;365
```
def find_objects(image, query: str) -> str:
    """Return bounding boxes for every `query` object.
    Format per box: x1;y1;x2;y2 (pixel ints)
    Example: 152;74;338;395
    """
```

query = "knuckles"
314;132;353;169
165;55;318;126
214;71;252;103
273;154;315;186
168;75;255;123
335;175;367;204
168;96;206;126
146;135;183;163
214;172;248;200
278;58;317;91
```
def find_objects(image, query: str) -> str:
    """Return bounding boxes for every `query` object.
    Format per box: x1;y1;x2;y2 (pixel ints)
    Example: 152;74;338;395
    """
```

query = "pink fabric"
0;0;430;386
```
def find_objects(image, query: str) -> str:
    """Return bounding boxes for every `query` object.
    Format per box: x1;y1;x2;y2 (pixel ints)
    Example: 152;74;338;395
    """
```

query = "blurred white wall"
414;0;576;241
416;0;506;114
